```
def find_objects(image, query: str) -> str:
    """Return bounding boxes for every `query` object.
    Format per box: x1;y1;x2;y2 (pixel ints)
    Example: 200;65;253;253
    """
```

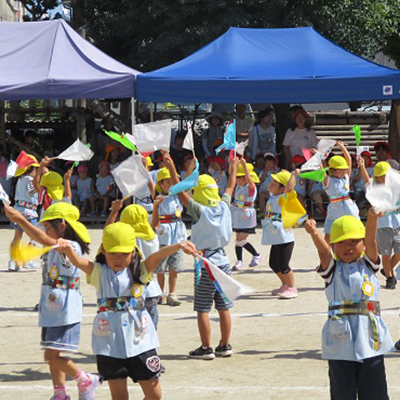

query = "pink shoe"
279;287;298;299
271;285;288;296
78;373;101;400
232;260;245;271
50;395;70;400
249;254;263;268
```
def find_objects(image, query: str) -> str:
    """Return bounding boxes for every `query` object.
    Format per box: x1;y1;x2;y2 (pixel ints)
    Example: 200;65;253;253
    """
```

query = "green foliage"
20;0;59;21
78;0;400;71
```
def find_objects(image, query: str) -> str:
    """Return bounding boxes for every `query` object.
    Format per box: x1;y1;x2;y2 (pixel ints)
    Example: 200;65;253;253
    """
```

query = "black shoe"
395;340;400;351
33;303;39;311
380;268;387;278
188;346;215;360
160;364;166;373
386;277;397;289
215;343;233;357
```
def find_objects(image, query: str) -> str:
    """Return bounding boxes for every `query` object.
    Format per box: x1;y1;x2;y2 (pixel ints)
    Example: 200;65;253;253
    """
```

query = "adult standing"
234;104;254;143
202;112;225;157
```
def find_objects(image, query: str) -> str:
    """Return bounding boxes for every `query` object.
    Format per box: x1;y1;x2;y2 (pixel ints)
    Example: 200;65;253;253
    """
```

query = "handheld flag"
299;168;327;182
169;161;199;195
6;160;17;180
57;139;94;162
302;148;312;161
215;120;236;154
132;120;172;152
15;151;38;169
11;242;57;264
104;130;138;152
278;191;308;229
300;152;323;171
317;139;336;160
111;155;150;198
356;145;369;159
183;124;195;152
198;255;254;302
353;125;361;148
0;182;10;206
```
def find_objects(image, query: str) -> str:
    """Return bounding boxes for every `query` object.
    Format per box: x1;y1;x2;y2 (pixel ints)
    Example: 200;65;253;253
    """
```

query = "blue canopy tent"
0;19;140;100
136;27;400;104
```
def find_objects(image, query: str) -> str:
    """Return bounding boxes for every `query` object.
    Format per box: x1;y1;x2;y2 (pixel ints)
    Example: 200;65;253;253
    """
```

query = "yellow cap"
271;170;292;187
330;216;365;243
329;156;349;170
39;202;91;243
192;174;221;207
156;167;171;193
14;154;40;177
146;156;154;168
236;163;260;183
374;161;391;177
40;171;64;200
120;204;156;241
102;222;136;253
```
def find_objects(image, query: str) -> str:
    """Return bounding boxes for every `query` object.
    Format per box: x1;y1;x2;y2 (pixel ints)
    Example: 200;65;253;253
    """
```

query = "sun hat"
120;205;156;241
102;222;136;253
329;156;349;170
330;216;365;244
40;171;64;200
192;174;220;207
271;170;291;187
236;163;260;183
374;161;391;178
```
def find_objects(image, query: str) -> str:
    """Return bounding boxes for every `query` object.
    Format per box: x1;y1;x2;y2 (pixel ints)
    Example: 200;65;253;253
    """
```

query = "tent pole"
131;98;136;129
76;99;87;143
0;101;5;152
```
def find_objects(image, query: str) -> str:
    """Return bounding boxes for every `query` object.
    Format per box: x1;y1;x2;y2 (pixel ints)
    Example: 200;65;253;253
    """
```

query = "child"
208;156;228;197
164;153;238;359
258;153;279;219
359;159;400;290
290;155;307;208
0;144;10;199
94;161;115;218
57;221;197;400
323;141;360;244
374;141;399;170
151;166;187;306
308;180;328;218
253;153;266;176
352;151;374;212
261;170;299;299
231;159;262;270
180;154;194;180
8;153;40;271
4;202;99;400
75;164;96;217
105;145;122;170
305;212;393;400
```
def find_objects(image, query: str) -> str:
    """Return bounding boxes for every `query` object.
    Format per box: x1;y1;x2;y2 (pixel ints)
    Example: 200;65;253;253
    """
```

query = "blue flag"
168;162;199;195
215;120;236;154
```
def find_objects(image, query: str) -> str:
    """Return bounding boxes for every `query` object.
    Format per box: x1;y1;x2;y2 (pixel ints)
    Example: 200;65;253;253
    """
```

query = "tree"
20;0;59;21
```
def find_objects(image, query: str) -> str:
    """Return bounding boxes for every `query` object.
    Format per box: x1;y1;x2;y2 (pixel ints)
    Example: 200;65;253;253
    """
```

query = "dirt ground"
1;224;400;400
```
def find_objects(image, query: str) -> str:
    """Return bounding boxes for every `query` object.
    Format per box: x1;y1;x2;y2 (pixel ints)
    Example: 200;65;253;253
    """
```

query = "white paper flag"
112;155;150;198
356;145;369;158
0;182;10;206
6;160;17;180
317;139;336;160
132;120;171;153
235;140;248;156
300;152;323;171
57;139;94;162
183;124;194;151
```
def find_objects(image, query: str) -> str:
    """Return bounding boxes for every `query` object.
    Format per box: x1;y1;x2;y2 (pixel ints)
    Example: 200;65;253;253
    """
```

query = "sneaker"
167;293;181;306
50;395;70;400
86;212;97;217
271;285;288;296
215;342;233;357
395;340;400;351
78;373;101;400
8;260;19;272
380;268;387;278
279;287;298;299
249;254;263;268
100;212;108;218
188;346;215;360
33;303;39;312
160;364;166;373
232;260;245;271
158;293;166;305
386;277;397;290
24;261;39;269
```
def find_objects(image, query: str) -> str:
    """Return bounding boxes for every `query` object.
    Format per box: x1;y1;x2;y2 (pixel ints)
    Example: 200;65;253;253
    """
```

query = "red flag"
16;151;38;168
302;148;312;161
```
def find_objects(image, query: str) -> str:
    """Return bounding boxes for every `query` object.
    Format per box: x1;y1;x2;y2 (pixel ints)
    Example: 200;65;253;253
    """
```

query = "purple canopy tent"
0;19;140;100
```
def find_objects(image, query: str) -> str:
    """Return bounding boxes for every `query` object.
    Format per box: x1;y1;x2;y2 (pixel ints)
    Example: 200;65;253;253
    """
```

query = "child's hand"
369;207;384;219
311;147;318;155
56;238;71;253
154;195;164;207
163;154;174;170
358;157;365;167
292;168;301;177
305;219;318;235
239;158;247;167
64;168;73;181
111;199;123;212
336;141;345;148
40;156;53;168
179;241;198;256
4;205;23;223
141;156;148;168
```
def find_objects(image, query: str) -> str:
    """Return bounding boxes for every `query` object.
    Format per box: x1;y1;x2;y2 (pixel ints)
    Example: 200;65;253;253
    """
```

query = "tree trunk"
273;103;291;167
388;99;400;162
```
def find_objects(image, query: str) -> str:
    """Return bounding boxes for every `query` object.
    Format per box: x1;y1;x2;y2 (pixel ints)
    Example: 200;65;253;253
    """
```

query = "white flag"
0;182;10;206
301;152;323;171
317;139;336;160
112;155;150;198
199;255;254;302
183;124;194;151
236;140;248;156
132;120;171;153
356;145;369;158
57;139;94;162
6;160;17;180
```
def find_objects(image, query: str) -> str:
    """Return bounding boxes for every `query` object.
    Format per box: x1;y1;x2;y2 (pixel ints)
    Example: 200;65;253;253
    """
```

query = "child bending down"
305;211;393;400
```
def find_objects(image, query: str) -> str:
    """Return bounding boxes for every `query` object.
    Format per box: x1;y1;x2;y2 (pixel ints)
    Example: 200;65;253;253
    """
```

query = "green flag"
104;130;138;151
352;125;361;148
299;168;327;182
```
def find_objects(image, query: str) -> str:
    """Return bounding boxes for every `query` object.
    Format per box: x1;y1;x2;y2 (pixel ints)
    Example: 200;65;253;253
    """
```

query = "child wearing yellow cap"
4;202;100;400
261;169;300;299
151;162;187;306
358;159;400;290
231;158;262;270
164;153;238;359
323;141;360;243
8;152;40;271
305;211;393;399
57;221;197;400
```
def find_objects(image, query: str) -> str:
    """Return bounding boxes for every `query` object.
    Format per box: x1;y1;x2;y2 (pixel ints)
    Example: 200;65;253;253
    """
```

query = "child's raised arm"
285;169;299;194
225;157;239;197
33;156;52;194
358;157;371;184
336;141;352;177
305;219;332;269
105;199;123;227
365;208;382;264
64;168;73;199
240;158;256;191
56;238;94;275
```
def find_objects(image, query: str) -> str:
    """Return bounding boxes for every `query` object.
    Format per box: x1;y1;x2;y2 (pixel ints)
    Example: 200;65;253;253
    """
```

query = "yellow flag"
278;191;307;229
11;242;54;264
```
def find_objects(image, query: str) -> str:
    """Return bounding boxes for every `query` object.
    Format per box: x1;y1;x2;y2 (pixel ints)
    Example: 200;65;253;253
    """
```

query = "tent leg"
0;101;5;151
131;98;136;130
76;99;87;143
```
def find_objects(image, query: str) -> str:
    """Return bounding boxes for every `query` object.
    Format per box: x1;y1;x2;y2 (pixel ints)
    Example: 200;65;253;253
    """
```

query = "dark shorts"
233;227;256;234
11;216;37;232
269;242;294;274
41;322;81;352
97;349;161;382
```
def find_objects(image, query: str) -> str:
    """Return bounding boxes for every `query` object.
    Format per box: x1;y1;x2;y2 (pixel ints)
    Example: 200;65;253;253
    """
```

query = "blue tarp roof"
137;27;400;104
0;20;140;100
